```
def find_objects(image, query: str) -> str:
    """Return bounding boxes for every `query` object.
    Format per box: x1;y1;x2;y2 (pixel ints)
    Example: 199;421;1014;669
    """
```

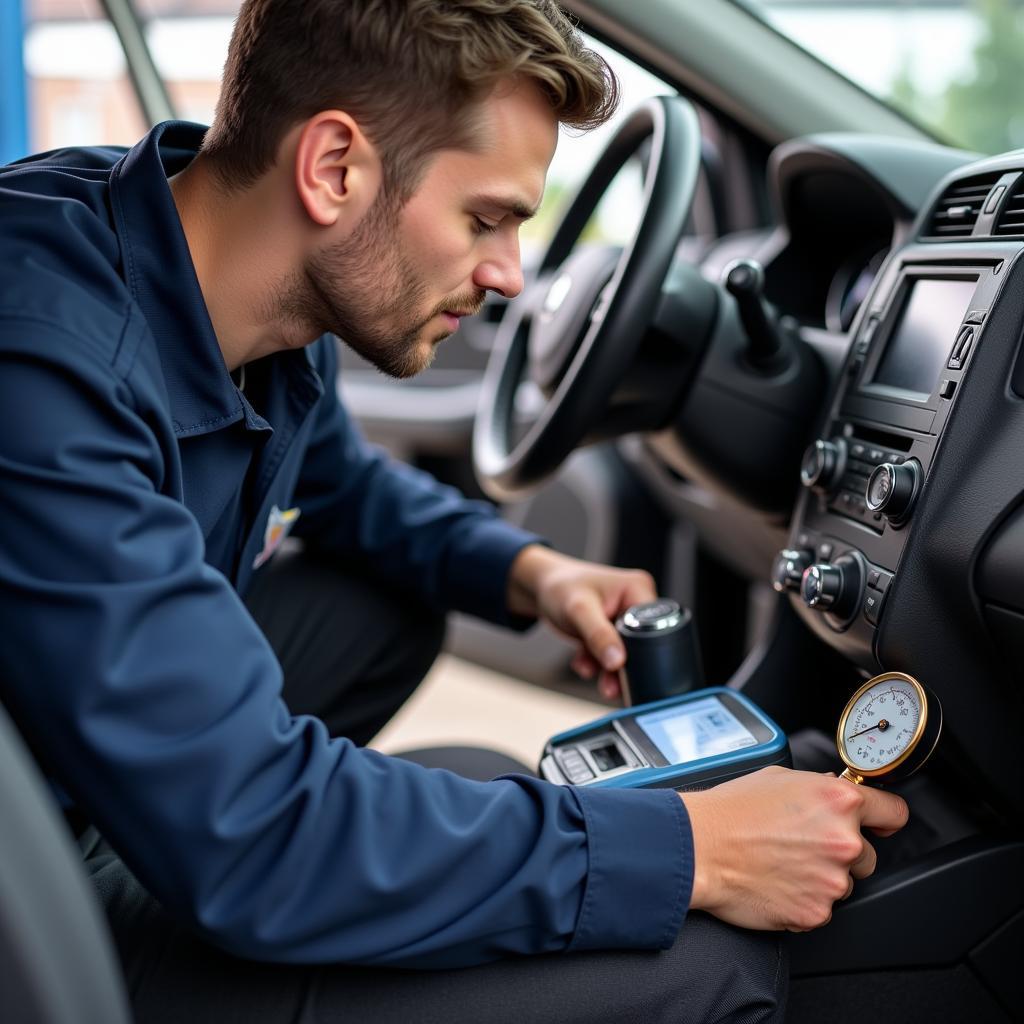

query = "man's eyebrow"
471;194;539;221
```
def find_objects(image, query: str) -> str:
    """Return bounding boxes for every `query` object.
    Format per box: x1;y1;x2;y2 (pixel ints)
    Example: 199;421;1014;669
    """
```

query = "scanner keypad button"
559;751;594;783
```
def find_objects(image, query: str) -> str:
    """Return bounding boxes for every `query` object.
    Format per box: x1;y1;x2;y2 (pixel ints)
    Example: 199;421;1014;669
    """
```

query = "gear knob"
615;599;704;706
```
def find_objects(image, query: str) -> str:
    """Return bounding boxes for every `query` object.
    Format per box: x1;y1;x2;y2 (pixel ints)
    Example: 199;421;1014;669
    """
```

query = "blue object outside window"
0;0;28;165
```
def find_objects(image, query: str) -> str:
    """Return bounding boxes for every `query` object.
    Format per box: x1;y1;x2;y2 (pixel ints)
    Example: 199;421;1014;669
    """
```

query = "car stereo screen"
635;696;757;763
872;278;977;398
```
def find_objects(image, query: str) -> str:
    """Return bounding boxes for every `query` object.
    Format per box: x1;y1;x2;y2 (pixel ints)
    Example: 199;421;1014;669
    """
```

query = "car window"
24;0;147;152
741;0;1024;156
23;2;673;259
522;37;672;262
131;0;237;123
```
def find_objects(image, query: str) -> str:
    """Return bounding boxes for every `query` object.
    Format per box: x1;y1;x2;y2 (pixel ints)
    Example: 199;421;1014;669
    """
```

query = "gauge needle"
847;719;890;741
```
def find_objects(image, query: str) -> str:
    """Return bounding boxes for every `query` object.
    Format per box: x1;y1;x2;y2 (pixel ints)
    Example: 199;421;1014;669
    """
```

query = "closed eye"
471;216;500;235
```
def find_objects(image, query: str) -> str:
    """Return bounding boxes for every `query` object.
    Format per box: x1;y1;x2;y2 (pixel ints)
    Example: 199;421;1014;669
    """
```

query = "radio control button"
863;591;884;626
834;490;867;519
868;570;892;594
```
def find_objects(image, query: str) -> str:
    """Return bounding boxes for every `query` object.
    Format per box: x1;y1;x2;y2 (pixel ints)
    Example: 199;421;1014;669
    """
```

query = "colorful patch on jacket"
252;505;301;569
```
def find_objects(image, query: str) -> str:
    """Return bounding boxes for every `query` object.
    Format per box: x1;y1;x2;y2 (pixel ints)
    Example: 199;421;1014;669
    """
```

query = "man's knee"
380;588;447;693
244;544;446;735
665;912;788;1024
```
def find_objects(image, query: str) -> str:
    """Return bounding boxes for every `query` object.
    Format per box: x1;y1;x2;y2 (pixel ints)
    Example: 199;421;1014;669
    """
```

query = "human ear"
293;111;382;229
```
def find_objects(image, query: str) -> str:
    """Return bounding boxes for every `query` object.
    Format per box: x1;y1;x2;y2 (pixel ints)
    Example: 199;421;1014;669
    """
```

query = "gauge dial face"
838;674;926;776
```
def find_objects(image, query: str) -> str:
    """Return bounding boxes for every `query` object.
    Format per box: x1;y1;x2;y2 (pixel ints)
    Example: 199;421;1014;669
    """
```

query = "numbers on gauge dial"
843;679;921;771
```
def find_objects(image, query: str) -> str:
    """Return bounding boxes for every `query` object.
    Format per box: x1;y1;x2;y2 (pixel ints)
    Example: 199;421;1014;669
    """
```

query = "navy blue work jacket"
0;123;692;967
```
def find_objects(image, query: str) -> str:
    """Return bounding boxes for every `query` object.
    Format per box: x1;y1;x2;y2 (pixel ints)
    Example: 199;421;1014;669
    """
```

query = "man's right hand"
681;766;909;932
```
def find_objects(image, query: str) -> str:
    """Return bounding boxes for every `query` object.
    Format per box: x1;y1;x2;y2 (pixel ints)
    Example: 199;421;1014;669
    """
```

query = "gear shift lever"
722;258;791;372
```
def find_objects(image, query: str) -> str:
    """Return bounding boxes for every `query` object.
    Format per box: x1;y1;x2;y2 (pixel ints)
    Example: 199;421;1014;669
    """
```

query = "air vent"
993;176;1024;236
925;173;1002;238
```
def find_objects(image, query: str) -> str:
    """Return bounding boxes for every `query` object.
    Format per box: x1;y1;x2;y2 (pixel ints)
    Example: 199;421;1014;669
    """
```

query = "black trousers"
83;547;788;1023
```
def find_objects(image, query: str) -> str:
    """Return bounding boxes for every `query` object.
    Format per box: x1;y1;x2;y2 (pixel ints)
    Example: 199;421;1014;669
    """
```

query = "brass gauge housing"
836;671;942;785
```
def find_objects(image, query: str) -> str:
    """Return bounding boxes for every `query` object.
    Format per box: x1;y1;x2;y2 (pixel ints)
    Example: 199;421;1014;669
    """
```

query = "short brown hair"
201;0;619;198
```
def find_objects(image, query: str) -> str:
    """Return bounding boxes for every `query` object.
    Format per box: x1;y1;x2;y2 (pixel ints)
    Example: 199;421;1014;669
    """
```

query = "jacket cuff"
442;520;546;629
567;785;693;952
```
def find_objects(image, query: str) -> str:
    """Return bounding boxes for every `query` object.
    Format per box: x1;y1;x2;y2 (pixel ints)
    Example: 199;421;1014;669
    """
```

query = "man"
0;1;908;1020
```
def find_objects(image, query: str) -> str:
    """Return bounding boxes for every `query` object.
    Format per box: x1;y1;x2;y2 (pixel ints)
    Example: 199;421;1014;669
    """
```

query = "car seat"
0;702;132;1024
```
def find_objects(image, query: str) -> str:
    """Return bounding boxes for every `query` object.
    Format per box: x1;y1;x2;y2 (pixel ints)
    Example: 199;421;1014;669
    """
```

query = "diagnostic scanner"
540;687;790;791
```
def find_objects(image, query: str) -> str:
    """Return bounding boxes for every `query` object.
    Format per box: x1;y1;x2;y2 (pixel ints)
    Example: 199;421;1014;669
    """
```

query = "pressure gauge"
836;671;941;785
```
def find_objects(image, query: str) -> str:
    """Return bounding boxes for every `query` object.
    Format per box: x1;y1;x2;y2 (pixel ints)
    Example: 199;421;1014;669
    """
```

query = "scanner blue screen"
636;696;757;763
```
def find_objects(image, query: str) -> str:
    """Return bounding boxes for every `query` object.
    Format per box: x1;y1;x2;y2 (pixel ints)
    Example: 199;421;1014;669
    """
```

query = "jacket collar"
107;121;270;437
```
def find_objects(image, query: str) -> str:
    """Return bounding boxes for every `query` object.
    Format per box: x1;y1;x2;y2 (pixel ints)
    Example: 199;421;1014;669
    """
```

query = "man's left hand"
507;545;657;700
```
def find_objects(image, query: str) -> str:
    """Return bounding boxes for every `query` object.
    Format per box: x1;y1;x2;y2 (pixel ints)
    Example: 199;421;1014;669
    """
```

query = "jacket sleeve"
0;325;693;968
290;339;541;627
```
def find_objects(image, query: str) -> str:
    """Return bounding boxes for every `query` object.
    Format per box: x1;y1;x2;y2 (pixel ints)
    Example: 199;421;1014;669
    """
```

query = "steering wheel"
473;95;703;501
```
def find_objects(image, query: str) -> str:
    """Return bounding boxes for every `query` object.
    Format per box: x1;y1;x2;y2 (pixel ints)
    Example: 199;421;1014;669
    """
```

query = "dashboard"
656;137;1024;819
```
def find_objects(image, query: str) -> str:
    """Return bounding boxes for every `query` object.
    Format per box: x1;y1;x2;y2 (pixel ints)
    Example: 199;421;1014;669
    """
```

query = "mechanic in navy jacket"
0;2;908;1021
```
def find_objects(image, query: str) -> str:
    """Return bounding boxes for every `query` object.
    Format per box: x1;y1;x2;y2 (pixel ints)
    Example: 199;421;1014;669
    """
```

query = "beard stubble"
281;196;484;379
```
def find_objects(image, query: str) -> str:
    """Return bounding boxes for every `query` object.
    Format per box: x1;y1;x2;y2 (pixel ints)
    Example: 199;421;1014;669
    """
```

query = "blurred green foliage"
889;0;1024;155
943;0;1024;153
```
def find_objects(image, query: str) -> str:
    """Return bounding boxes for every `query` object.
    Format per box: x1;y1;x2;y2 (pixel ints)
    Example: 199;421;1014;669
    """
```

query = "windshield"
742;0;1024;156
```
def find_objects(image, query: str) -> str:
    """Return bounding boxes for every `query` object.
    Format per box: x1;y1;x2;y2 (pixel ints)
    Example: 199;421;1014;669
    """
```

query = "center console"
775;243;1013;667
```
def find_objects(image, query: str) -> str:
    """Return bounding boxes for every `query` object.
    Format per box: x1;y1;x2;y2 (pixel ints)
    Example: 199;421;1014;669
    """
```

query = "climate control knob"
801;563;842;609
800;438;847;495
865;459;921;524
771;548;813;593
800;554;864;620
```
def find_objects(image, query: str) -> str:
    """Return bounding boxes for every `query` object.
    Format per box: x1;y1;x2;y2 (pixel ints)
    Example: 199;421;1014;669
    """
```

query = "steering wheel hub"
529;245;621;395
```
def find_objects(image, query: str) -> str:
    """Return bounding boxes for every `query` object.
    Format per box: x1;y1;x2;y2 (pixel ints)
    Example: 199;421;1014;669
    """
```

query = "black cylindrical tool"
616;599;703;706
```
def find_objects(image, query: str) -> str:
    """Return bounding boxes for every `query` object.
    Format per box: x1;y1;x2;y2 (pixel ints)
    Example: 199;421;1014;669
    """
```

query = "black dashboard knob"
801;563;843;609
800;554;864;618
771;548;813;593
800;438;847;495
865;460;920;523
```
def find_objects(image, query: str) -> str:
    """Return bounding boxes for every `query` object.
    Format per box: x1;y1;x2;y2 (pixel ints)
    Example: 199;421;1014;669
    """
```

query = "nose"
472;238;524;299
